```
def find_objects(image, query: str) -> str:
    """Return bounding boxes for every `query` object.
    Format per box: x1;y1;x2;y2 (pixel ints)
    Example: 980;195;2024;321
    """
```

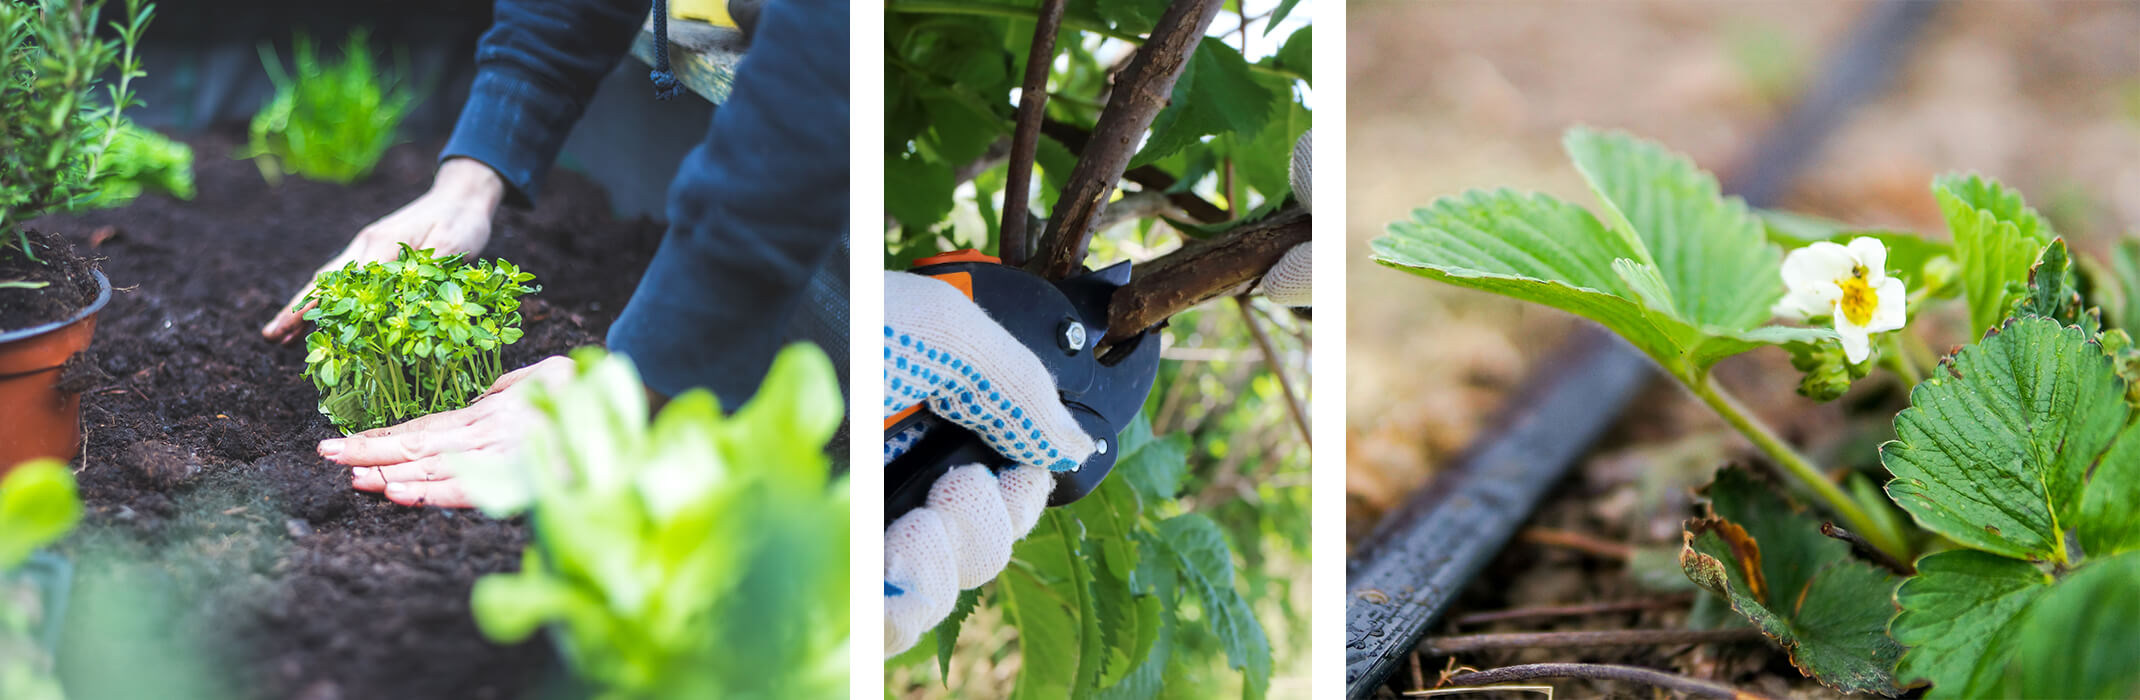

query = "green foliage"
244;30;413;184
944;415;1274;699
0;461;82;573
0;460;82;700
1935;173;2053;338
884;0;1310;257
1880;253;2140;696
1373;128;1832;383
300;244;537;433
463;346;849;699
0;0;153;259
1678;467;1903;695
889;5;1306;697
67;119;194;210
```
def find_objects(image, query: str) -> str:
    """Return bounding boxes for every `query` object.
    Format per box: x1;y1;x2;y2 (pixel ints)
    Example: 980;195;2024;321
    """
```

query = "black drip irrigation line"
1342;2;1939;697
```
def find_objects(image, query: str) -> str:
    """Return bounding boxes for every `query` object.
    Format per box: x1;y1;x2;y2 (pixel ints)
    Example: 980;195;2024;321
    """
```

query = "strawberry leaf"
1679;467;1903;695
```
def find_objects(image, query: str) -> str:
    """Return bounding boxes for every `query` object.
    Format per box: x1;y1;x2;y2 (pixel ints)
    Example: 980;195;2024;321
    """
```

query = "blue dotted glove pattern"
884;325;1082;472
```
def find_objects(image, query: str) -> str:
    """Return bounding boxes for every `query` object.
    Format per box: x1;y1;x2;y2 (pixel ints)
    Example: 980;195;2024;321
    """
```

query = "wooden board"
629;15;746;104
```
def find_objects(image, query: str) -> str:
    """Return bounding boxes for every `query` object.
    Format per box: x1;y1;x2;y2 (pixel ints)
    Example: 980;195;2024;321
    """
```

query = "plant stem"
1424;663;1779;700
1689;376;1909;561
1883;334;1923;387
1419;627;1762;656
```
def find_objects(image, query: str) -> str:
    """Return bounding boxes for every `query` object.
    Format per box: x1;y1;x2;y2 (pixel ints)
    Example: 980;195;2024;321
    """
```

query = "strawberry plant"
1377;126;2140;696
459;345;849;699
0;0;154;260
301;244;536;433
242;29;413;184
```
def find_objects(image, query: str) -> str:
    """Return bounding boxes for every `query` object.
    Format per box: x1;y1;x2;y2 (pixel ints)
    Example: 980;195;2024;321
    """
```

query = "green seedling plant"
1377;127;2140;696
242;29;413;184
0;0;154;260
67;118;195;210
301;244;536;433
0;460;86;700
459;345;849;700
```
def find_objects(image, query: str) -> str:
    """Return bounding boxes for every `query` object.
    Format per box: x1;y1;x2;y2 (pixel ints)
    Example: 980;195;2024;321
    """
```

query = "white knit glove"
1253;130;1311;307
883;270;1099;657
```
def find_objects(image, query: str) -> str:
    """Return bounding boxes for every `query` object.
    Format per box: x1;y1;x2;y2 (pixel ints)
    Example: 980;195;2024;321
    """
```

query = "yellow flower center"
1838;266;1877;326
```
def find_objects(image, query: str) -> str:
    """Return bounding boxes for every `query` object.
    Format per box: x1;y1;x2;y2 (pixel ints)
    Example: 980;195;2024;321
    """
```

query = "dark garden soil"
0;230;101;331
30;126;663;700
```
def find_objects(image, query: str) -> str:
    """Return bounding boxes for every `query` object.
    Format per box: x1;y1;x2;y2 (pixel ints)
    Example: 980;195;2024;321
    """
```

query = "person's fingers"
383;478;472;508
884;508;959;658
885;272;1099;472
319;418;493;466
998;464;1053;536
349;454;458;491
476;355;573;400
354;400;493;438
926;465;1017;589
262;230;392;343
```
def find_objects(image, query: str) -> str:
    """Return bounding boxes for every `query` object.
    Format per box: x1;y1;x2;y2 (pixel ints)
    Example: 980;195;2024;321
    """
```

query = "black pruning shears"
885;249;1164;525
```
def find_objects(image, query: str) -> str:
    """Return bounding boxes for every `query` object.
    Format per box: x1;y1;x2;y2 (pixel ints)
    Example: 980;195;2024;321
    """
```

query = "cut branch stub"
1104;208;1308;345
1029;0;1226;280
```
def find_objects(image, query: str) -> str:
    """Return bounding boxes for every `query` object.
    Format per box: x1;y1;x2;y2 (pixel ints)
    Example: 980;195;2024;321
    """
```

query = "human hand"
261;157;506;343
329;355;575;508
880;270;1102;656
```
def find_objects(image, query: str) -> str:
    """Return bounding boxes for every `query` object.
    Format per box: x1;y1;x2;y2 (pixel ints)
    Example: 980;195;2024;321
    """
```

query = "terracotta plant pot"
0;270;110;473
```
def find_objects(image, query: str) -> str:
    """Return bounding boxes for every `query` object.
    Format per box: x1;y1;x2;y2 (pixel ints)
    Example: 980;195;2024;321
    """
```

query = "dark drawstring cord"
649;0;684;100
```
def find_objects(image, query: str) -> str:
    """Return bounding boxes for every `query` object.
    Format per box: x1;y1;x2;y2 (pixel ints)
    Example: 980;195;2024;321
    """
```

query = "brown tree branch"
1029;0;1225;279
1102;207;1308;345
1041;118;1230;225
998;0;1066;266
1450;596;1697;627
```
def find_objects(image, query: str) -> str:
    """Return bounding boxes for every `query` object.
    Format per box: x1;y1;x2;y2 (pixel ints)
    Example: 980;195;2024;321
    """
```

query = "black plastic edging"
1342;2;1939;696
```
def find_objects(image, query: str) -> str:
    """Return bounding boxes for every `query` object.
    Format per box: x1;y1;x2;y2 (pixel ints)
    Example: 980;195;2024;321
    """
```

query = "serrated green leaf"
1881;316;2125;563
1936;173;2052;337
1565;127;1778;330
1156;514;1271;700
1228;92;1309;202
1117;414;1190;502
2012;238;2091;332
1889;549;2052;696
935;588;981;683
1968;551;2140;699
1679;466;1903;695
1005;516;1088;700
1130;42;1278;169
2078;418;2140;559
1374;187;1831;379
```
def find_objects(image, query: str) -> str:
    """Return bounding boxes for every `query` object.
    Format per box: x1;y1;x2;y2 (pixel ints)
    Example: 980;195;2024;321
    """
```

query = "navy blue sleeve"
607;0;851;407
441;0;650;205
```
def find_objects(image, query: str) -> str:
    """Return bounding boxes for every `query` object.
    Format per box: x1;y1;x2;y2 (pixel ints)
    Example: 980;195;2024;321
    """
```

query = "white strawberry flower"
1773;237;1907;364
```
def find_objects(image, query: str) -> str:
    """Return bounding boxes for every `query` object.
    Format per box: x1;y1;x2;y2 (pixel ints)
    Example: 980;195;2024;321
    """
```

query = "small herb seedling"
243;29;414;184
0;0;155;260
460;346;850;699
301;244;537;433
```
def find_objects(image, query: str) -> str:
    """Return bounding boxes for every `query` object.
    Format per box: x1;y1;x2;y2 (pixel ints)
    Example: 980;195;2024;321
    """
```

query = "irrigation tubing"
1342;2;1940;697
